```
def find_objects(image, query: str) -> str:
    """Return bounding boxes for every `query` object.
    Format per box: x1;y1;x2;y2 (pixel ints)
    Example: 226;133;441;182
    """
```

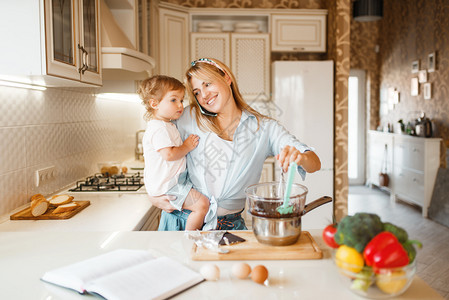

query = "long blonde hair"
185;58;267;137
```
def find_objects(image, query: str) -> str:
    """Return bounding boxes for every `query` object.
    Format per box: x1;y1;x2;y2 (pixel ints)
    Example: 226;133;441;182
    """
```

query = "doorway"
348;69;366;185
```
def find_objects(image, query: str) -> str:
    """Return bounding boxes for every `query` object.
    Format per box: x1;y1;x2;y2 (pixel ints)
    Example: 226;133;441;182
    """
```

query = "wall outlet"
35;166;56;187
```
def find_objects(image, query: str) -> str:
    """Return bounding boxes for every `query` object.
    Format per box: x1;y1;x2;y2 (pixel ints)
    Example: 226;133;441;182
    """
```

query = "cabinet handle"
292;47;305;51
82;51;89;74
78;44;89;74
78;44;87;74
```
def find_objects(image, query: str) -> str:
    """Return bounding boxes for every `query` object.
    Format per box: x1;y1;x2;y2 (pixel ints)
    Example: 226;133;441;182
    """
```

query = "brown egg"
251;265;268;284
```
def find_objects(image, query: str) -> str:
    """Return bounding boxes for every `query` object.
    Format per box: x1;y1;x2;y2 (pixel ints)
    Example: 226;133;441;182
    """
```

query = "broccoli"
334;213;383;253
383;222;408;243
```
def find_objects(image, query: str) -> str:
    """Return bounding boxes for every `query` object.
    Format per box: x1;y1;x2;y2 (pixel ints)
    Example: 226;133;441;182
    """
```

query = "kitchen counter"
0;230;442;300
0;192;153;231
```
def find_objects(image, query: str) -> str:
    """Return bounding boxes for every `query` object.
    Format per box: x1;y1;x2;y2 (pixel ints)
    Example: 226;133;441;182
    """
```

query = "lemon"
376;270;408;294
335;245;364;273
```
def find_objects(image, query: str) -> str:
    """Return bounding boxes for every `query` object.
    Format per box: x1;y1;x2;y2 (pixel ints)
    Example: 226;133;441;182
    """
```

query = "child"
138;75;209;231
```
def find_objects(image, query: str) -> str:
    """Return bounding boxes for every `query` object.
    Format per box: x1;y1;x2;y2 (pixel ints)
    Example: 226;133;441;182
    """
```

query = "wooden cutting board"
10;201;90;220
191;231;322;261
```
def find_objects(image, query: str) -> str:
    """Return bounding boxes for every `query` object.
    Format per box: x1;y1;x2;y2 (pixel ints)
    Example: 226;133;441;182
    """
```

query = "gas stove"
69;172;144;192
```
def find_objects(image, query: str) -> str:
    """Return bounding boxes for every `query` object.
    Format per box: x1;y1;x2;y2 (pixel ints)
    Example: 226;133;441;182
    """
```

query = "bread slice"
30;193;45;202
49;195;74;206
52;202;79;214
30;198;49;216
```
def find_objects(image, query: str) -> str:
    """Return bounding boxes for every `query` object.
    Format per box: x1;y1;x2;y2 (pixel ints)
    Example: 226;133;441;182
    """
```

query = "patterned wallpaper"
378;0;449;147
350;0;449;164
160;0;351;221
350;19;381;131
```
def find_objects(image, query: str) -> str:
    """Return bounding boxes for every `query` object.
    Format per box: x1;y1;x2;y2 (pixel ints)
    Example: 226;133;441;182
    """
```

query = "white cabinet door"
190;33;270;101
271;13;326;52
159;7;189;82
45;0;80;81
190;33;230;66
231;33;270;101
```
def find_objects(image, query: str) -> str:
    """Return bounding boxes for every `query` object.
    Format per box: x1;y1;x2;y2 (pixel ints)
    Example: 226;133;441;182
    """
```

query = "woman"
150;58;321;230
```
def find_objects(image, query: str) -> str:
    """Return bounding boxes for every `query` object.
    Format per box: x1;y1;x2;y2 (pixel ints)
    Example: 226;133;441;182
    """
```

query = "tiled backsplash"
0;86;145;216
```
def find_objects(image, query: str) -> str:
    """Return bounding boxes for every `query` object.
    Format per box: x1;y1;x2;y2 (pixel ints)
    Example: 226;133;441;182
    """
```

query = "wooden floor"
349;185;449;299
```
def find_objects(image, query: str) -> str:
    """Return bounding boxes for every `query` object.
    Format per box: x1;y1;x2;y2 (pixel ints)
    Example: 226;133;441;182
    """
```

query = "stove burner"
69;172;143;192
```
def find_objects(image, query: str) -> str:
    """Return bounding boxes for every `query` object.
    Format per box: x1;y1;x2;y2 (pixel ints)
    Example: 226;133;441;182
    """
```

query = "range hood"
100;0;155;80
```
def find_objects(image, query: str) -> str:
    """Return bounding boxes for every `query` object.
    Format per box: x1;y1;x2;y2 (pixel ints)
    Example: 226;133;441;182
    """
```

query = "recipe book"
41;249;204;300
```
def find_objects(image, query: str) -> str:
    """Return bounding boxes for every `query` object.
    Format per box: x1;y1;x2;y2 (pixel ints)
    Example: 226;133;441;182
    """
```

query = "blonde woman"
151;58;321;231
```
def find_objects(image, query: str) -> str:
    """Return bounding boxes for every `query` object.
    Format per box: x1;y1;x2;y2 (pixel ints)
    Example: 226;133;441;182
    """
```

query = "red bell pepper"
363;231;409;269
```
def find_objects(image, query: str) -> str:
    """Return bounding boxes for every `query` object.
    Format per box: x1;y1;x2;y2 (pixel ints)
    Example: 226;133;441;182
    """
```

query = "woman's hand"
276;145;321;173
147;195;176;213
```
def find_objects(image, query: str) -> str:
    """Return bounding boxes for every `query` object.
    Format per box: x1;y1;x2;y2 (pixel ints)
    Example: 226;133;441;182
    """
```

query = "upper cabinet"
0;0;101;87
45;0;102;85
158;5;190;82
271;12;327;52
191;32;270;101
155;3;328;100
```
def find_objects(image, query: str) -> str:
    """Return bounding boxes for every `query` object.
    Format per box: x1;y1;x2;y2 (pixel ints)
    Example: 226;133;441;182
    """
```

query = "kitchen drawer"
393;166;424;206
394;140;425;171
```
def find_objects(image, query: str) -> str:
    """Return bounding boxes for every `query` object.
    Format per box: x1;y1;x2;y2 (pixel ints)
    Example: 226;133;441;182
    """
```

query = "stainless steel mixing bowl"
245;182;332;246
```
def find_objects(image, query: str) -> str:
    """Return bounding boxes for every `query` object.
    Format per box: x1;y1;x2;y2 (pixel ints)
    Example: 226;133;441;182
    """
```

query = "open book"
41;249;204;300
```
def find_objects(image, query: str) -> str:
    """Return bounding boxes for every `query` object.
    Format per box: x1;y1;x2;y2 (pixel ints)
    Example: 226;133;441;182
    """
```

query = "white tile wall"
0;85;146;215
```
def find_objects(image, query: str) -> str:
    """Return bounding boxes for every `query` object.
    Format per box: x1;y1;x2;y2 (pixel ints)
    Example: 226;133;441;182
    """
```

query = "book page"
84;257;204;300
41;249;154;293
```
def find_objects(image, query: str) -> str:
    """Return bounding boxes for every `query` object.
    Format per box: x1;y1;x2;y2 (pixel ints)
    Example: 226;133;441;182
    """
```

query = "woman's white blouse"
176;106;312;211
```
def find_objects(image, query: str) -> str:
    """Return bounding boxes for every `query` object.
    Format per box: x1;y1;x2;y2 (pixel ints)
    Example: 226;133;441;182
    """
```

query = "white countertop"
0;191;153;231
0;230;442;300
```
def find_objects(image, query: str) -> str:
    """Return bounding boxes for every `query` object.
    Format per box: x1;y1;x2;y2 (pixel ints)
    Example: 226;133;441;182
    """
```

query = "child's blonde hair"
185;58;267;138
138;75;185;121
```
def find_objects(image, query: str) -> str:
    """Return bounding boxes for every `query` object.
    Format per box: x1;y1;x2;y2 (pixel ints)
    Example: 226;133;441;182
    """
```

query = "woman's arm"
276;145;321;173
267;119;321;173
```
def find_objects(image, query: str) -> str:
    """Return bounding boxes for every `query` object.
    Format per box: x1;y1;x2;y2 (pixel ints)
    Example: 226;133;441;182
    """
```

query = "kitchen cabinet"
191;32;270;101
158;5;190;82
0;0;101;87
367;131;441;217
392;134;441;217
271;12;327;52
139;206;162;231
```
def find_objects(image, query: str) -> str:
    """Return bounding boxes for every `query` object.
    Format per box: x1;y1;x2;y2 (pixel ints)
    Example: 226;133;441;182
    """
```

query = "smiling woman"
146;58;322;231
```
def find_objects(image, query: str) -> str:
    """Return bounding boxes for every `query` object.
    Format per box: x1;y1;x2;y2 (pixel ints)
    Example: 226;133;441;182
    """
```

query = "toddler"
138;75;209;230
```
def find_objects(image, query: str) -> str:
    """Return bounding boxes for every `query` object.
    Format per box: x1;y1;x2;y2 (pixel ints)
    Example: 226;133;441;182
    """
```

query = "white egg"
200;264;220;281
232;262;251;279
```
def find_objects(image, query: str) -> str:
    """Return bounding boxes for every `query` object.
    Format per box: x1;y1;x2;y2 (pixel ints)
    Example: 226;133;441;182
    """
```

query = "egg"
251;265;268;284
200;264;220;281
232;262;251;279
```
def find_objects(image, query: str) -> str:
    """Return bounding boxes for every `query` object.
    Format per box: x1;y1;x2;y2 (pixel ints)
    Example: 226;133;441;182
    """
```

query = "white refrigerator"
272;60;334;229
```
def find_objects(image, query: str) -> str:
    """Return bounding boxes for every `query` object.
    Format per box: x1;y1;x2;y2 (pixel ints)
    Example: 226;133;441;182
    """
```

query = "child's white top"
143;119;186;196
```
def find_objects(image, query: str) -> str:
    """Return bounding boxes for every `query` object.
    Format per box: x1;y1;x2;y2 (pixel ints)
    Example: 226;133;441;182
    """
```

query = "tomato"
322;224;340;248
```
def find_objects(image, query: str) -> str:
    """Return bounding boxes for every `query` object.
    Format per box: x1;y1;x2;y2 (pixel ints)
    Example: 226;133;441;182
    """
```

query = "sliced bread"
53;202;79;214
49;194;74;206
30;197;49;217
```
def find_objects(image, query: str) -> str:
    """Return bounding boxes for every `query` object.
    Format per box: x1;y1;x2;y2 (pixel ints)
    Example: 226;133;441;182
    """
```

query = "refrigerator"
272;60;334;229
